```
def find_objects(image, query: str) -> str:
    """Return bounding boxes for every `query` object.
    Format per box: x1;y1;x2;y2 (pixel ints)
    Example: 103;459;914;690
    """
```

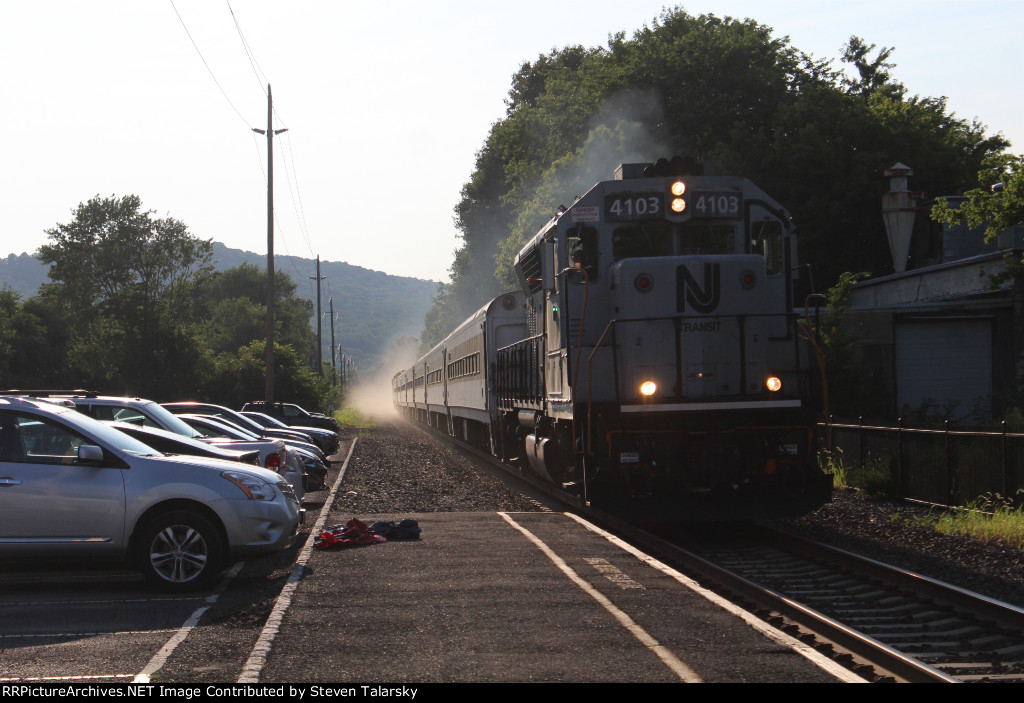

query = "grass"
817;447;897;497
820;448;1024;551
914;492;1024;552
333;407;379;430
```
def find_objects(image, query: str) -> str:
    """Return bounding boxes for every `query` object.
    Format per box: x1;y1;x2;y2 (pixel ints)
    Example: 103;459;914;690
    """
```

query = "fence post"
858;416;864;473
896;417;903;498
945;419;953;505
1002;420;1008;497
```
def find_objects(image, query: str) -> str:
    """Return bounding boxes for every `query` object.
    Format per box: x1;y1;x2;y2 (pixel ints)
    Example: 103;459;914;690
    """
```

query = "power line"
168;0;251;128
226;0;271;98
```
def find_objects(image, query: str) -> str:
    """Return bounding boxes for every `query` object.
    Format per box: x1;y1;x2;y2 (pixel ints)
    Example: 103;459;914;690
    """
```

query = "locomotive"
394;158;832;520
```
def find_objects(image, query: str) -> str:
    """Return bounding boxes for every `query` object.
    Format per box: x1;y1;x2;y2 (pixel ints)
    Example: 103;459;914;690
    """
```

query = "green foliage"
913;491;1024;552
335;407;378;429
35;194;214;397
7;196;334;409
931;153;1024;244
814;271;891;417
843;453;897;497
817;447;850;490
424;6;1010;339
203;340;328;410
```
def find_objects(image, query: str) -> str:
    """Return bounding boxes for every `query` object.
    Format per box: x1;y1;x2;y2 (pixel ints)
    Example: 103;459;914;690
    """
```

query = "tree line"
0;194;333;409
421;7;1013;349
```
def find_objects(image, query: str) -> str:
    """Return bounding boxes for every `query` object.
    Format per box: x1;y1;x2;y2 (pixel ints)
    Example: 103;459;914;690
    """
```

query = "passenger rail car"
394;158;831;520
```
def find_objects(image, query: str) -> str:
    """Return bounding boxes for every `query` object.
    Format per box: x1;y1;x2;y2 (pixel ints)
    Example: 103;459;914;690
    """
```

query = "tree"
932;153;1024;241
37;194;213;396
421;6;1010;345
196;263;317;364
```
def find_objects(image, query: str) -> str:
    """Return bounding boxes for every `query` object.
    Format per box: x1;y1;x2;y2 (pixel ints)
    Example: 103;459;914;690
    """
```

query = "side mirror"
78;444;104;463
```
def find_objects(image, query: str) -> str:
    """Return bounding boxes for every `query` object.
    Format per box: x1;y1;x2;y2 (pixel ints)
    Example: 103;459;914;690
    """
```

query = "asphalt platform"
252;508;862;683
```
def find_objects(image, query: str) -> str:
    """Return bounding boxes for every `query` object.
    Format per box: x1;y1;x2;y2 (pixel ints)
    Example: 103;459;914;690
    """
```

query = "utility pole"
310;256;326;375
253;84;288;402
329;296;337;387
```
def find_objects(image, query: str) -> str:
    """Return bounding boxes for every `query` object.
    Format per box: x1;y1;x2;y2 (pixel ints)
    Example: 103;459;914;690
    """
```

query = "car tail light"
265;451;281;470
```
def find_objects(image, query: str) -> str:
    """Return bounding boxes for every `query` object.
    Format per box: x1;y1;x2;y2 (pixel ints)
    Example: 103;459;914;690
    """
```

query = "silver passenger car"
0;396;301;591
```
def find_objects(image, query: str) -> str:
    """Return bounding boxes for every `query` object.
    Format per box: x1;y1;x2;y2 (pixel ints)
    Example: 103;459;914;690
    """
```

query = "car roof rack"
0;389;99;398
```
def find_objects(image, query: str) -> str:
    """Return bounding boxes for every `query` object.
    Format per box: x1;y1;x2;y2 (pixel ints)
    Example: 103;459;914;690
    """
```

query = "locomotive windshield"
611;223;737;261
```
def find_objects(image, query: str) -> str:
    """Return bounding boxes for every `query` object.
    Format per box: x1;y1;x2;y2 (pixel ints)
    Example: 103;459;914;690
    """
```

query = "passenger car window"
112;408;149;425
3;414;84;464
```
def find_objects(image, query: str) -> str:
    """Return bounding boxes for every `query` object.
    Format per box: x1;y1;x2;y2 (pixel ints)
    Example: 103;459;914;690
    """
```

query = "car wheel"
138;511;224;592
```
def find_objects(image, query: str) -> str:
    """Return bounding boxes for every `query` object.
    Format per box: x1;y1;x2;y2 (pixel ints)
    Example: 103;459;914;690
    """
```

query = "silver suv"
0;396;300;591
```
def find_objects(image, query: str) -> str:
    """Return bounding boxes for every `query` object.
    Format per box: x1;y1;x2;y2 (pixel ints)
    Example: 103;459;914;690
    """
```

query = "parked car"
0;390;206;439
176;414;327;492
163;402;336;457
241;401;340;433
107;422;306;505
0;396;300;591
0;389;310;500
105;421;261;465
240;410;339;455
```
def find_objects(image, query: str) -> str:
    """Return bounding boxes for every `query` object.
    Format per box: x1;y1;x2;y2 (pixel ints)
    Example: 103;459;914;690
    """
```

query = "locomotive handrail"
495;334;546;410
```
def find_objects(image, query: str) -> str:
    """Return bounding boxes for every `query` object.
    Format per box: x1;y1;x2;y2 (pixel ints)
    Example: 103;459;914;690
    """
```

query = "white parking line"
0;630;179;640
0;674;137;683
237;439;358;684
499;511;704;683
131;561;245;683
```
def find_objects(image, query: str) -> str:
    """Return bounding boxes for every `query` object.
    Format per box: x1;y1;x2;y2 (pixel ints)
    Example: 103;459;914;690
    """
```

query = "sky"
2;1;1021;288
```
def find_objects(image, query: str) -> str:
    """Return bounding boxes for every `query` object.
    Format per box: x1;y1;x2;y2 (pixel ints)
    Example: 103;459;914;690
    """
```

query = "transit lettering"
681;321;721;333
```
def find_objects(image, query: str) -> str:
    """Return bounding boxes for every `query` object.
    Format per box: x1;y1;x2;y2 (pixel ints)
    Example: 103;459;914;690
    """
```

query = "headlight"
222;471;275;501
766;376;782;392
639;381;657;397
670;181;686;213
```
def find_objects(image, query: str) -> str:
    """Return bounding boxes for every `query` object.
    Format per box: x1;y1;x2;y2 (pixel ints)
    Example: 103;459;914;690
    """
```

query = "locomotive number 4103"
604;191;742;220
692;192;741;217
605;193;663;221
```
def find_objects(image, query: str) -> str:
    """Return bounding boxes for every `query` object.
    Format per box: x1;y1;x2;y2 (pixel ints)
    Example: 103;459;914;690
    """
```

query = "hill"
0;243;438;374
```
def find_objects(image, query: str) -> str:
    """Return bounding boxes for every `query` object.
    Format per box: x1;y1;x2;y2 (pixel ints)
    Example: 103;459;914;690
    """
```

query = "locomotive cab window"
612;224;672;261
679;223;735;255
751;219;784;276
613;223;736;261
567;226;599;281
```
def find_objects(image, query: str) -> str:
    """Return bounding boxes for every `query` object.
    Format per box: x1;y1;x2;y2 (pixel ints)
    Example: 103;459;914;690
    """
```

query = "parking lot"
0;446;346;685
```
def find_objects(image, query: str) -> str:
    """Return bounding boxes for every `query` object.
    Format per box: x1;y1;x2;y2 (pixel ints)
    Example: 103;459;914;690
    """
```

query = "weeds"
334;407;379;430
917;491;1024;551
818;448;849;490
818;447;896;496
852;454;896;497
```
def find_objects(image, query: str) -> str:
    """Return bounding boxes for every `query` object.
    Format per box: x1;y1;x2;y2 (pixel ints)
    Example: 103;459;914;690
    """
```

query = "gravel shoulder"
770;490;1024;609
337;419;1024;609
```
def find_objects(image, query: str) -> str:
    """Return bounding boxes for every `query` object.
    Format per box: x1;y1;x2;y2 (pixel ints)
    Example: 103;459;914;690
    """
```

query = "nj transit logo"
676;263;721;313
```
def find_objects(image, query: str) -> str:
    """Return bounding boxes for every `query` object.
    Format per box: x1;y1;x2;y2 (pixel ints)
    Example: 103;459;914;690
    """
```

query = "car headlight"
222;471;275;501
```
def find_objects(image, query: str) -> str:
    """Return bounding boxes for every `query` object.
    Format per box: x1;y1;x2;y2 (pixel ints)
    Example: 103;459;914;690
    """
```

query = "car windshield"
142;401;204;438
62;410;164;457
251;412;287;429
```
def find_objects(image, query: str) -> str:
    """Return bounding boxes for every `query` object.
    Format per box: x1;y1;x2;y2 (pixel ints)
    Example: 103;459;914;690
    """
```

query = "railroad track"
411;421;1024;682
678;527;1024;682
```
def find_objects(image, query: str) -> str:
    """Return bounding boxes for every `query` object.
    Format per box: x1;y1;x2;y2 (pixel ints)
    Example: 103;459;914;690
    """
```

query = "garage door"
895;318;992;420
